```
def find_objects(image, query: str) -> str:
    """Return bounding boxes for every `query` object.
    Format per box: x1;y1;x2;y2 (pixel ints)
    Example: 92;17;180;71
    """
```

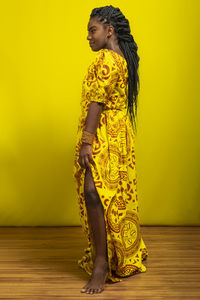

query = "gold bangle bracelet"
81;130;95;145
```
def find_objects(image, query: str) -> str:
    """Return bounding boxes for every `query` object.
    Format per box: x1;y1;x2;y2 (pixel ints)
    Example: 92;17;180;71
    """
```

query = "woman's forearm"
84;101;104;134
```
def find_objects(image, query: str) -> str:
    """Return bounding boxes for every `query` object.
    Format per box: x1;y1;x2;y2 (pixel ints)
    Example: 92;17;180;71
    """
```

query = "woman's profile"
73;5;148;294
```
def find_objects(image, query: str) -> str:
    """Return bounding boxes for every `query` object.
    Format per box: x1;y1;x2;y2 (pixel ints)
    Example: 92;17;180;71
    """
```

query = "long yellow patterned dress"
73;48;148;283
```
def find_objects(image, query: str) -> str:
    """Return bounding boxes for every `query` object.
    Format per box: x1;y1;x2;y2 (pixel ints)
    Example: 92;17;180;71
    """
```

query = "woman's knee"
85;190;100;207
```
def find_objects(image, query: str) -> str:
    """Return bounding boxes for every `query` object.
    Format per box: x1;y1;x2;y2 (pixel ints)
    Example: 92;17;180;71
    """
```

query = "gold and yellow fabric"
73;48;148;282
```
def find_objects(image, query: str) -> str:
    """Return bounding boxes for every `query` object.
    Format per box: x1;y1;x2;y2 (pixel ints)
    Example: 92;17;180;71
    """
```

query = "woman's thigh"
84;167;100;206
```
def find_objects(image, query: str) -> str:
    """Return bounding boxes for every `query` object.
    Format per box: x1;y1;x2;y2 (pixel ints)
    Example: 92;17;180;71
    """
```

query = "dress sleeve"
88;49;118;105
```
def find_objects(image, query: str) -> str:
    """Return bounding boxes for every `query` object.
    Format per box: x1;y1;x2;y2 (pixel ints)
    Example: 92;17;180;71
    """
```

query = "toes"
95;288;102;293
81;285;88;293
85;287;104;294
99;287;104;293
86;288;92;294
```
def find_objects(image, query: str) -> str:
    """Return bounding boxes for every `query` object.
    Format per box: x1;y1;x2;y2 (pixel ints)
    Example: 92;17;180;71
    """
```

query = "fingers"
79;155;92;169
81;157;85;168
88;154;95;166
84;155;91;169
78;144;95;169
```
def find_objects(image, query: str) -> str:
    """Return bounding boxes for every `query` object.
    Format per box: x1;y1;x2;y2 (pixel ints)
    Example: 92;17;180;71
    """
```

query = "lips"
89;42;95;45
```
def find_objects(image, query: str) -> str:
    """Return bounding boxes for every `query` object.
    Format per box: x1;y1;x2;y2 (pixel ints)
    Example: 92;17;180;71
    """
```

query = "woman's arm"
78;101;104;169
84;101;104;135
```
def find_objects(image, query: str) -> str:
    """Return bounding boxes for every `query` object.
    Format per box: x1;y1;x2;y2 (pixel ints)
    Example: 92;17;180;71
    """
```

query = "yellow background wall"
0;0;199;226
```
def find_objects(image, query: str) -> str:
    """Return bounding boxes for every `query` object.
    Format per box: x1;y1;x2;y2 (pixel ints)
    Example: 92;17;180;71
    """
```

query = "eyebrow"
88;25;97;31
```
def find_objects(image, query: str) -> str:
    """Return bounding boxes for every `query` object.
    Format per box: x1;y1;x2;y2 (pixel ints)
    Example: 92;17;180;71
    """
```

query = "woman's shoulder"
97;48;111;55
93;48;116;68
95;48;113;59
94;48;127;67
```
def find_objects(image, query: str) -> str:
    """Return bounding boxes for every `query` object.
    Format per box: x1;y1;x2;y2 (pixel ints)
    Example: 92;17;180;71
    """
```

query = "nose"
87;33;91;41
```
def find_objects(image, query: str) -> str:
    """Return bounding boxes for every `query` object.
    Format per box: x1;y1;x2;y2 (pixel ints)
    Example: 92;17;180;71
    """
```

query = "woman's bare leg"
81;167;108;294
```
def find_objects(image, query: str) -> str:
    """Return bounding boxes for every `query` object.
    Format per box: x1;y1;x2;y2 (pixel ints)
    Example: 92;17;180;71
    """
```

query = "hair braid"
90;5;140;135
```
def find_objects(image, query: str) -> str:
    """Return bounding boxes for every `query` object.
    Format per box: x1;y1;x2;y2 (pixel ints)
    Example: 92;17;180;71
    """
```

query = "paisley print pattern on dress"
73;48;148;282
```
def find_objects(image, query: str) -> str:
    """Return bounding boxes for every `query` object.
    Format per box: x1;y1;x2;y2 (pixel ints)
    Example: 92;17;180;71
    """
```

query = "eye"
91;29;96;33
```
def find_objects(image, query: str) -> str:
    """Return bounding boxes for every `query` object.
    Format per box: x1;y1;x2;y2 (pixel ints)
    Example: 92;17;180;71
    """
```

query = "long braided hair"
90;5;140;135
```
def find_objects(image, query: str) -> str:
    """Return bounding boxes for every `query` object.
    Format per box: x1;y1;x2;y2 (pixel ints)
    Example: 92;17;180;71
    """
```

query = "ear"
107;24;114;36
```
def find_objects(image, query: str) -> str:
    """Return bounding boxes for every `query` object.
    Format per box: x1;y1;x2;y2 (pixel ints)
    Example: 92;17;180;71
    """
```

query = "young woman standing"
73;5;148;295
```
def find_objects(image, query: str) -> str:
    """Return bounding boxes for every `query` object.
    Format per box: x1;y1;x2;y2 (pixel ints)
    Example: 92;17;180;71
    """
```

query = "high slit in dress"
73;48;148;283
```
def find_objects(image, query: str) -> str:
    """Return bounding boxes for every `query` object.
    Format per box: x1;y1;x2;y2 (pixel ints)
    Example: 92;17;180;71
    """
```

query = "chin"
91;46;101;52
89;43;101;51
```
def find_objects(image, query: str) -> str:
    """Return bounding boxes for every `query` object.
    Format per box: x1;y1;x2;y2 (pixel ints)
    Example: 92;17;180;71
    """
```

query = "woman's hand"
78;143;95;169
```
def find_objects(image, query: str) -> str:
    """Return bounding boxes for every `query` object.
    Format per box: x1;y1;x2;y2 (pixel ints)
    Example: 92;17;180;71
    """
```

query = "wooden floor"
0;226;199;299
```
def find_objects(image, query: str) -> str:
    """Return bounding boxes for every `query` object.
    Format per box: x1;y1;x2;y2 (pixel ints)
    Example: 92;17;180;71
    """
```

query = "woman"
73;5;148;295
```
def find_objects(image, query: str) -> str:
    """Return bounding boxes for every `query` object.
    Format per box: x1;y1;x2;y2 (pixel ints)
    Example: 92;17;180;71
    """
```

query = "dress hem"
77;247;148;283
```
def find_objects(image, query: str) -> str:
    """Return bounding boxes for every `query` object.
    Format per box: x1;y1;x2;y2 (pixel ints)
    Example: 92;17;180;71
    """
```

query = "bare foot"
81;257;108;294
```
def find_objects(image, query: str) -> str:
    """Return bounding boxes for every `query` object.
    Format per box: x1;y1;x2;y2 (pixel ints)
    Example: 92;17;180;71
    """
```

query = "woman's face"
87;17;109;51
